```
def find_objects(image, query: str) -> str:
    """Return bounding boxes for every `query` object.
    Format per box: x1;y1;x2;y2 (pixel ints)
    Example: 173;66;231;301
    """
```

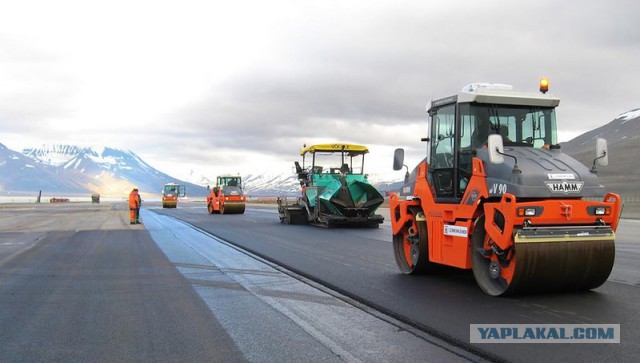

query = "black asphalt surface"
0;204;245;362
154;204;640;363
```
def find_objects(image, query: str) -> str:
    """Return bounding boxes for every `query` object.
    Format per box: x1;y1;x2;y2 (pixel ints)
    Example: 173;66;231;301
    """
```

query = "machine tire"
392;208;439;274
471;216;512;296
220;204;225;215
207;203;214;214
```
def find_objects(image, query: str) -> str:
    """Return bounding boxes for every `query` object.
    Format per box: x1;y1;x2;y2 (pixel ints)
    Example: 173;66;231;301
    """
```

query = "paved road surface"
0;203;473;362
0;203;243;362
152;203;640;363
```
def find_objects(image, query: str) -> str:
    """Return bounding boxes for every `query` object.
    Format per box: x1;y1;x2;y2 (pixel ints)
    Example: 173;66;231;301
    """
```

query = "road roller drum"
221;203;246;214
472;221;616;296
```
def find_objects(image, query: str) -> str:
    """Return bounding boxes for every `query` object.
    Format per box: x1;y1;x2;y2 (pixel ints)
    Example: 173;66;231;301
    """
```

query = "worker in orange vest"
129;188;141;224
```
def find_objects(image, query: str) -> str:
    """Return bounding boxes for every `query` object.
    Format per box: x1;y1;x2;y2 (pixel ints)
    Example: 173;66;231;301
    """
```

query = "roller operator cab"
277;143;384;227
206;175;246;214
390;80;622;296
162;183;186;208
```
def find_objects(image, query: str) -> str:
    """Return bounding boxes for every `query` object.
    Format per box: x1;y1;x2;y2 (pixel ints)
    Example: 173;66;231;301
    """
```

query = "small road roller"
207;175;246;214
162;183;185;208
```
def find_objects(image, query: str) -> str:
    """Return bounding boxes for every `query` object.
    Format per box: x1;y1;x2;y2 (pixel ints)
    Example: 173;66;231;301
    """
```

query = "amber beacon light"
539;78;549;94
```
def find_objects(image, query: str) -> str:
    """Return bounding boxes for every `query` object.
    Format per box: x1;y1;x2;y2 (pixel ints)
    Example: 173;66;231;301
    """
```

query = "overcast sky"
1;0;639;182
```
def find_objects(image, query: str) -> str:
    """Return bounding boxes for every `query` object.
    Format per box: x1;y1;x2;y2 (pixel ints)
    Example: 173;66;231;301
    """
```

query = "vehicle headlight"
588;206;610;216
517;207;542;217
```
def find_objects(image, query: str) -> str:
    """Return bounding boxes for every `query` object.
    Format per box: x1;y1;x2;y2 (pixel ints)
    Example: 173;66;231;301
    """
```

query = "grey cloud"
4;1;639;175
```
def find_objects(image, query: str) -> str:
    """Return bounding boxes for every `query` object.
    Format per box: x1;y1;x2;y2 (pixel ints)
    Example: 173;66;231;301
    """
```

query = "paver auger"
390;80;622;296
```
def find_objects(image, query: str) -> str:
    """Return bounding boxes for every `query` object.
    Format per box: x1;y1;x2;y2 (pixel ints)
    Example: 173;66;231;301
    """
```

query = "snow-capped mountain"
561;108;640;195
562;108;640;154
0;143;87;193
23;144;164;181
1;144;209;197
243;173;303;196
1;142;402;198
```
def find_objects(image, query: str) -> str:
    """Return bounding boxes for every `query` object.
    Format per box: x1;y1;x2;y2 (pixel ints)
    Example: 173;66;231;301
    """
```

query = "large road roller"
390;80;622;296
162;183;185;208
278;143;384;227
207;175;246;214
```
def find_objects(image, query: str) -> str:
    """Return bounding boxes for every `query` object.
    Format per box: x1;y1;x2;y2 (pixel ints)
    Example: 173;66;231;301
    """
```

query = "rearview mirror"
487;134;504;164
596;138;608;167
393;148;405;170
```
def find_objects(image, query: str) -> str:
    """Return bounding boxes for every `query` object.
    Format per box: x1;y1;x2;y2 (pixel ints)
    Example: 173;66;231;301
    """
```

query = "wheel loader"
390;80;622;296
162;183;185;208
207;175;246;214
277;143;384;227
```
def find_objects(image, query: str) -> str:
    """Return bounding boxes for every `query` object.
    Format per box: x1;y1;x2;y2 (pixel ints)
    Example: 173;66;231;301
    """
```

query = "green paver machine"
278;143;384;227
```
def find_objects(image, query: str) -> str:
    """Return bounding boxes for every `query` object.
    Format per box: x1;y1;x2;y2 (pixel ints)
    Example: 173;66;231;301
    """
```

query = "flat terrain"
0;203;243;362
153;201;640;363
2;201;639;362
0;203;472;362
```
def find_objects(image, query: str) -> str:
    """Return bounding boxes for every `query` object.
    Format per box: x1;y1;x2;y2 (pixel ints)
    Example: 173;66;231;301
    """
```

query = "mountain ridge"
1;144;209;197
1;108;638;198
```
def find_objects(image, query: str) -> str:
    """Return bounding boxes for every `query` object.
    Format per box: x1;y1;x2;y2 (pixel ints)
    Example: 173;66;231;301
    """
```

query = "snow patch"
617;109;640;124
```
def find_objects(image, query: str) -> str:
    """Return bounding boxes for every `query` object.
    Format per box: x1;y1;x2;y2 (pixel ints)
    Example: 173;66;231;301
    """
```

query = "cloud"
1;0;639;181
0;37;77;130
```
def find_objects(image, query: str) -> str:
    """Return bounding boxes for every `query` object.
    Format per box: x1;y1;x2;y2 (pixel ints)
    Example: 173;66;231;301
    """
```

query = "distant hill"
561;109;640;196
1;144;208;198
1;142;401;198
0;143;87;193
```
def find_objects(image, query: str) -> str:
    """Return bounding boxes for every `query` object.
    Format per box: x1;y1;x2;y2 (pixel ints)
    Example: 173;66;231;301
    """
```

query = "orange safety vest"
129;190;140;209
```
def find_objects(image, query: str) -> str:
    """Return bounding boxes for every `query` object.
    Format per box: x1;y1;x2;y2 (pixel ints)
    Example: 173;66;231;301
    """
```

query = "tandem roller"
206;175;247;215
390;80;622;296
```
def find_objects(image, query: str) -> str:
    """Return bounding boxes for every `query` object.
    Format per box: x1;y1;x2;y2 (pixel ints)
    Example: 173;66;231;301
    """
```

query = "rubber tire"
392;209;440;274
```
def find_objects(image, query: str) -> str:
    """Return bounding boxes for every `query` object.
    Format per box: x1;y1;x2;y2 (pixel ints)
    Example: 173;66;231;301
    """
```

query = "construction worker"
129;188;141;224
